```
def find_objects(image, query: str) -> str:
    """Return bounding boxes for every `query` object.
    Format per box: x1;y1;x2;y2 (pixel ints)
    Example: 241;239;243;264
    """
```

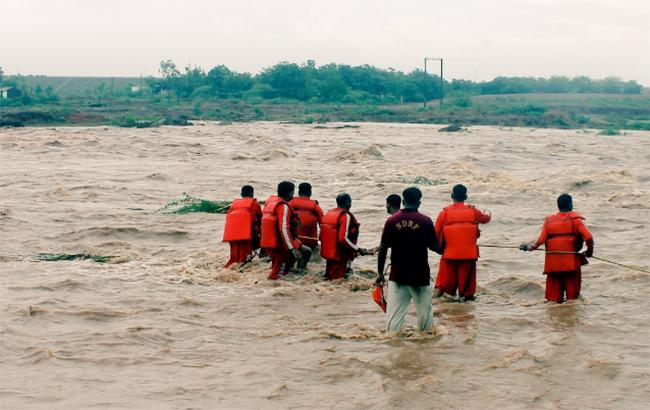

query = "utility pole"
423;57;444;109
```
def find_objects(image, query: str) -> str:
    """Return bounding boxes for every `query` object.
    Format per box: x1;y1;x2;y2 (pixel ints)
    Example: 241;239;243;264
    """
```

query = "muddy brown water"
1;123;649;409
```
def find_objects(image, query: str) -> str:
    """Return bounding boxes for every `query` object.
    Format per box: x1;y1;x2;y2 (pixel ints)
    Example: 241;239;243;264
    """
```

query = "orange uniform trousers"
545;268;581;303
435;259;477;298
225;240;253;268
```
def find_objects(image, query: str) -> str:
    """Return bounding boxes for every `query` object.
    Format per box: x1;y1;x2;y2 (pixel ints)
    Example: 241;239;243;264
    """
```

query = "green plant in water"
36;253;112;263
599;127;621;136
156;193;232;214
411;176;447;186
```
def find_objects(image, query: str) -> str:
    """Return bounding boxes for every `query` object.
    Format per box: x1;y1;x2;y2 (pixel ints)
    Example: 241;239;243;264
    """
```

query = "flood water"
1;122;649;409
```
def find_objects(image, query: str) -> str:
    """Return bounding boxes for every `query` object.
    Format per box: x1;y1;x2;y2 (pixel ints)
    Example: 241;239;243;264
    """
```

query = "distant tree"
34;85;43;95
545;76;572;93
259;62;308;100
45;85;54;96
0;66;3;84
622;80;642;94
600;77;623;94
315;64;347;102
159;60;180;79
207;65;232;96
571;76;593;93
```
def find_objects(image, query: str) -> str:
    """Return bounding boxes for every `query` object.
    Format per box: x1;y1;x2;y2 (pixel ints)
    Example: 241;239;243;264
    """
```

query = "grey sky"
1;0;648;84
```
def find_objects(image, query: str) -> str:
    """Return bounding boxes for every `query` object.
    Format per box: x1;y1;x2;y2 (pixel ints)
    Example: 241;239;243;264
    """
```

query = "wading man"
320;193;368;280
222;185;263;267
261;181;311;280
376;187;439;332
519;194;594;303
289;182;324;268
433;184;491;301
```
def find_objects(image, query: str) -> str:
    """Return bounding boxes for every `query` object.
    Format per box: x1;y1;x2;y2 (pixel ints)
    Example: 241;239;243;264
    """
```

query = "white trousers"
386;281;434;332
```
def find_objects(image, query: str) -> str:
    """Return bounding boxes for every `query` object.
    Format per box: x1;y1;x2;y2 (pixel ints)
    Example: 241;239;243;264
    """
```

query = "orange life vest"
289;197;320;248
320;208;359;262
543;212;583;273
260;196;285;250
440;204;479;260
222;197;258;242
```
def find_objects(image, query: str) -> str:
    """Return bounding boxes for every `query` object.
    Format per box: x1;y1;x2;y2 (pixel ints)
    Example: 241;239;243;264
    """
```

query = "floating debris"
35;253;113;263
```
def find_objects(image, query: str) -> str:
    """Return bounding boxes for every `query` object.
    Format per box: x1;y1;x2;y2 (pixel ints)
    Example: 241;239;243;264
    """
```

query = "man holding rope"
376;187;439;332
520;194;594;303
433;184;491;301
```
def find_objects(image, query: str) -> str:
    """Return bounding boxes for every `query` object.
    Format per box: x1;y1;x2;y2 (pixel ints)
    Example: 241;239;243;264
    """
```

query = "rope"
479;244;650;274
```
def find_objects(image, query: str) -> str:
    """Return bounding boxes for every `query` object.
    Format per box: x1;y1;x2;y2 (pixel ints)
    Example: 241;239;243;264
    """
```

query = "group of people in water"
222;181;594;332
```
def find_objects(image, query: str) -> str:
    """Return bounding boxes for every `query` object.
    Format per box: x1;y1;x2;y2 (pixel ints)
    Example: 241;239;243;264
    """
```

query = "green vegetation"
156;194;232;214
1;61;648;130
35;253;113;263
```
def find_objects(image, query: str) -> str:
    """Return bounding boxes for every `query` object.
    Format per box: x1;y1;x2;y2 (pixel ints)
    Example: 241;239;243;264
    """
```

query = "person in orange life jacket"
320;193;369;280
519;194;594;303
386;193;401;215
261;181;312;280
433;184;491;302
375;187;439;331
289;182;324;269
222;185;263;268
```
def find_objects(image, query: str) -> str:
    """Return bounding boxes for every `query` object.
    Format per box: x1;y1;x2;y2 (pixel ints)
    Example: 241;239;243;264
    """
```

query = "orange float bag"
544;214;579;273
441;206;479;260
372;285;387;313
222;198;255;242
320;208;345;261
290;198;320;247
260;196;283;250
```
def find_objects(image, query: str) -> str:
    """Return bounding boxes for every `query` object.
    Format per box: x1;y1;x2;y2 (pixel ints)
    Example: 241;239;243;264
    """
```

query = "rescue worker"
261;181;311;280
289;182;324;268
375;187;439;331
320;193;368;280
386;193;401;215
519;194;594;303
433;184;491;301
222;185;263;268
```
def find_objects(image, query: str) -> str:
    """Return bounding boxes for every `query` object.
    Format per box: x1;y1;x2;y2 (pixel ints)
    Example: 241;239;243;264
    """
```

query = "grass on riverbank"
1;93;648;131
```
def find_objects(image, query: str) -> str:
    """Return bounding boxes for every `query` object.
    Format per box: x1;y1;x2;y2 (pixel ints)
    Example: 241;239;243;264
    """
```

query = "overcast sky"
1;0;648;84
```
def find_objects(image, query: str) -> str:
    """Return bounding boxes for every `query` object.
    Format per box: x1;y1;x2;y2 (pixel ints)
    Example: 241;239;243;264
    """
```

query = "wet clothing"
379;209;438;332
435;259;477;298
268;249;296;280
226;241;254;268
224;198;263;268
545;268;582;302
263;199;301;280
289;197;324;249
529;211;593;302
434;202;490;298
386;281;434;332
322;209;359;280
380;209;438;287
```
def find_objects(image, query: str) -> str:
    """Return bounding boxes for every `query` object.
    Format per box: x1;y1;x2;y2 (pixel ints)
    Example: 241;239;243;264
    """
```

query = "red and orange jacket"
320;208;360;262
289;196;324;248
222;197;263;243
529;211;594;273
435;202;491;260
260;196;302;251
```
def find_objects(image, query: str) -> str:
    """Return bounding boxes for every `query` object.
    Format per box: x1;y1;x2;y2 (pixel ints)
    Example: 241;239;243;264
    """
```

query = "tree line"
146;60;643;103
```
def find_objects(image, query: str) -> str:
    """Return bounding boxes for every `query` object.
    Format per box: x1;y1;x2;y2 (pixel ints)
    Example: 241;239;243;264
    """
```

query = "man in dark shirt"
375;187;440;332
